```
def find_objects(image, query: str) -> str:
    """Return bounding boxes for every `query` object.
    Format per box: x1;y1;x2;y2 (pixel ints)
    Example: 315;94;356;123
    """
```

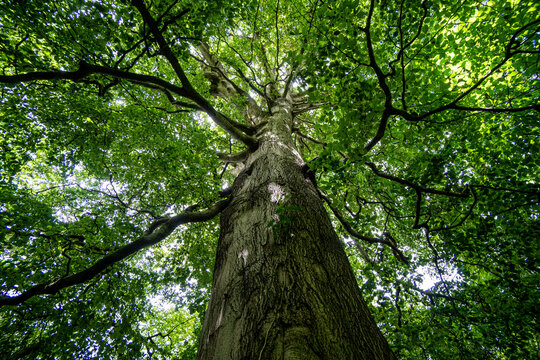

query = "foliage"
1;0;538;359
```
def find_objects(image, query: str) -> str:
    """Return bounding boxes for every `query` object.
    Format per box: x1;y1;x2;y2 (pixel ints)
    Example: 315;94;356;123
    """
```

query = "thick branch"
0;61;187;97
365;162;469;198
217;149;250;163
8;73;255;153
199;42;263;124
360;0;397;151
0;62;258;148
363;0;393;104
0;199;230;307
131;0;192;88
364;110;390;152
131;0;258;148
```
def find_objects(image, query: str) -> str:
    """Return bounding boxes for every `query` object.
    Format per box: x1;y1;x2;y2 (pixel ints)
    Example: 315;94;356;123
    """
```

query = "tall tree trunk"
197;107;396;359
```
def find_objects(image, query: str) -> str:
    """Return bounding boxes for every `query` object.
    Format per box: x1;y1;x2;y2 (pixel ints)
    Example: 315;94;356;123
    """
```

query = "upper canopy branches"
0;0;259;150
358;0;540;151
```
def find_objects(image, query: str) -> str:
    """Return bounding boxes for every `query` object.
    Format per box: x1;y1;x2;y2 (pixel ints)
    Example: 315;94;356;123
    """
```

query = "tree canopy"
1;0;539;358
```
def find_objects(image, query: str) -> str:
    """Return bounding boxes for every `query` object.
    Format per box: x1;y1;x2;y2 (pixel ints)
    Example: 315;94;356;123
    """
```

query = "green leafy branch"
0;198;230;307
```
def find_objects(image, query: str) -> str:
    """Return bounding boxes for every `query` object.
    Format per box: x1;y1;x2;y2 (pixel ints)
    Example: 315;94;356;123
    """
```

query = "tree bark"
197;106;396;359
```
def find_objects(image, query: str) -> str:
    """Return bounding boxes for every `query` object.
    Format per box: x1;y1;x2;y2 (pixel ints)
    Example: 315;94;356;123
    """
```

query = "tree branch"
211;31;266;97
198;42;263;124
360;0;398;151
451;104;540;113
131;0;258;149
430;187;478;232
217;149;250;163
0;61;187;96
364;110;390;152
131;0;192;89
365;162;469;198
361;13;539;150
394;19;540;122
471;184;540;196
1;65;258;150
319;190;409;264
0;198;230;307
410;286;467;303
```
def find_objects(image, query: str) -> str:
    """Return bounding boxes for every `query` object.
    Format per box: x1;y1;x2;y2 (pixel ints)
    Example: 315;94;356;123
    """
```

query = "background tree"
1;0;538;359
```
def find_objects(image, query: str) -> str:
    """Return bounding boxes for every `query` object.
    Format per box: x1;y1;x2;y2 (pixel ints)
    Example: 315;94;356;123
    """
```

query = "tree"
1;0;538;358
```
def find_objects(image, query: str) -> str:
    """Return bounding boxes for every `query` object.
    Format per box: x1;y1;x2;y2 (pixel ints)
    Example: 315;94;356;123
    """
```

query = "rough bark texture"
197;107;396;359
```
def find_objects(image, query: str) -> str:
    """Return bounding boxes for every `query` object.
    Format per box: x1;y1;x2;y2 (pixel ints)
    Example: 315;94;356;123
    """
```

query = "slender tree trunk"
197;106;396;359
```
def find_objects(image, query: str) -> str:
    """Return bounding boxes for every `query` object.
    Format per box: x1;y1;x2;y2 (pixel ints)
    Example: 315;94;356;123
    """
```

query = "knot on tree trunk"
204;69;234;98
